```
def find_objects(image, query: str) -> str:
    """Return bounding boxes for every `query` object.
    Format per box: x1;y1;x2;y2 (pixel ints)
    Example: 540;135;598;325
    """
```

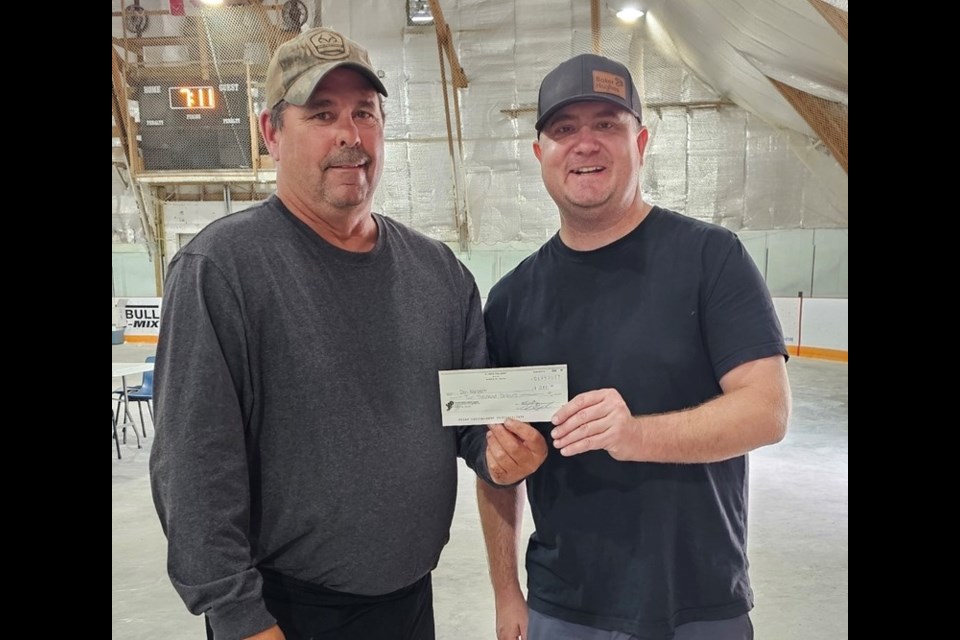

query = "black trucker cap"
536;53;642;132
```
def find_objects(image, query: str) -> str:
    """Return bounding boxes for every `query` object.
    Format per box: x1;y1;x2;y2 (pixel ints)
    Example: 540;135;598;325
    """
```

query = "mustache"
323;148;371;169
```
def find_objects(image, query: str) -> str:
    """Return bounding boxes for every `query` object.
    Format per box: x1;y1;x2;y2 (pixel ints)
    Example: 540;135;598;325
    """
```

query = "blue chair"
113;356;155;396
113;409;121;459
113;356;155;438
125;369;154;433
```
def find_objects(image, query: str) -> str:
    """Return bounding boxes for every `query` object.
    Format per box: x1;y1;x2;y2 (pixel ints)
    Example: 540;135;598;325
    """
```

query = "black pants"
205;570;435;640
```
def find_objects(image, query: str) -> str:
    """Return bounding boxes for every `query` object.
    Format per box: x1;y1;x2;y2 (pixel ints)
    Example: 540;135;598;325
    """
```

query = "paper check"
437;365;568;427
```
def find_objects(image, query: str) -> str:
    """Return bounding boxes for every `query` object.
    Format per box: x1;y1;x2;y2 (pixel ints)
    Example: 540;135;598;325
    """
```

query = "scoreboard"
137;79;254;171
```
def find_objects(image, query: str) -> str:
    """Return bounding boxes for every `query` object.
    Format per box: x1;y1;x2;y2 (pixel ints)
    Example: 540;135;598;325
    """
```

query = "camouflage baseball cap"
265;27;388;108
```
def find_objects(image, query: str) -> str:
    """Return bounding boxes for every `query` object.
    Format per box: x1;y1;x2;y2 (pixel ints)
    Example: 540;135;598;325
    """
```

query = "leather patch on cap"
592;70;627;99
306;30;349;60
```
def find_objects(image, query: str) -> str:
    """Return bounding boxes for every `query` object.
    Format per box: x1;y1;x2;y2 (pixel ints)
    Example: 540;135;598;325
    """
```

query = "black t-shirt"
483;206;788;638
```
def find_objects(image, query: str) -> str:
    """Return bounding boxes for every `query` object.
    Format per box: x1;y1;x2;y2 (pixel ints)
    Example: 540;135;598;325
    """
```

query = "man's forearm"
550;355;791;463
627;355;791;463
476;478;525;599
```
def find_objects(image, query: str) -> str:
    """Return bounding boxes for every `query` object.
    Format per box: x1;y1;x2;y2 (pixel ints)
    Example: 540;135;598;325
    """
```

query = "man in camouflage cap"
151;26;547;640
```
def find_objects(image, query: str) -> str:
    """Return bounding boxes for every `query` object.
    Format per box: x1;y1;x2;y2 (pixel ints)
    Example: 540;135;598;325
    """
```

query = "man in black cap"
150;27;547;640
476;53;792;640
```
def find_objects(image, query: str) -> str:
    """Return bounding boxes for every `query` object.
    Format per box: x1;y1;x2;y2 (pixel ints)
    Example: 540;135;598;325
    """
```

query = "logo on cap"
307;30;349;60
592;71;627;100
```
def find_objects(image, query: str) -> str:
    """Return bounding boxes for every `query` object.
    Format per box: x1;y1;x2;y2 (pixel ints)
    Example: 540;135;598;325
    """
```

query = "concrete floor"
112;343;847;639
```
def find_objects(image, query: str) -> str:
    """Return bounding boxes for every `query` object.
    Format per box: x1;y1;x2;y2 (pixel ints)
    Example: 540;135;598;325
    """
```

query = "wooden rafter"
111;47;130;166
426;0;467;88
768;78;848;173
808;0;848;42
591;0;601;54
112;45;140;173
424;0;469;249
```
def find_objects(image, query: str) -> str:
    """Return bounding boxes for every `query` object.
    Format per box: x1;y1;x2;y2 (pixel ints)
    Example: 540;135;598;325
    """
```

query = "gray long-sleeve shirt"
149;196;492;639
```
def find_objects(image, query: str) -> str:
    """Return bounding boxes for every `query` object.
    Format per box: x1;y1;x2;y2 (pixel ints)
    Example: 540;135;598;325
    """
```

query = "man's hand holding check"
439;365;567;485
485;418;548;485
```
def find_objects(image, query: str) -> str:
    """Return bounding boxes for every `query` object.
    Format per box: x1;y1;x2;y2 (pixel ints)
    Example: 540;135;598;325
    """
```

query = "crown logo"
307;30;348;60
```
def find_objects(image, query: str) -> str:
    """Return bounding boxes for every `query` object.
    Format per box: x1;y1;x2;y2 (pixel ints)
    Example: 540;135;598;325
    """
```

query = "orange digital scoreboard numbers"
168;86;217;110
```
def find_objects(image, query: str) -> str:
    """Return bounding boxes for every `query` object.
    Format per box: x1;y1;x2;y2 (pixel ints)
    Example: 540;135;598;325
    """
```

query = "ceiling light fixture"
409;0;434;25
607;2;645;24
616;7;644;22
